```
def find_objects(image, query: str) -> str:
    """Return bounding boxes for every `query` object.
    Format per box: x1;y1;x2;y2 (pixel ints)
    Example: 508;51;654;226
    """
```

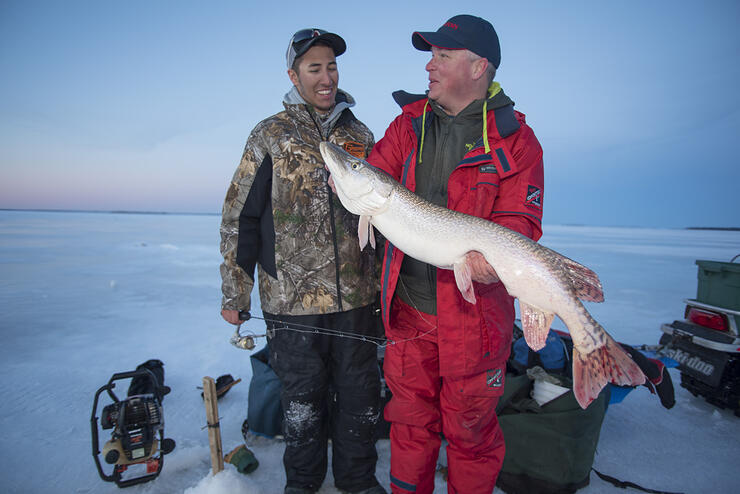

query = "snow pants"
265;304;382;493
384;298;505;494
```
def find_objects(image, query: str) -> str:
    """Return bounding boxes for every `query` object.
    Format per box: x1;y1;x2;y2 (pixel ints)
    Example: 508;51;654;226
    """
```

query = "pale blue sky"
1;0;738;227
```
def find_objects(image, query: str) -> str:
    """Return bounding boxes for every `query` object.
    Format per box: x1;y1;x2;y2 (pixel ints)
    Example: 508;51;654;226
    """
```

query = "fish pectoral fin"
519;302;554;352
453;259;477;304
368;223;376;249
357;215;372;250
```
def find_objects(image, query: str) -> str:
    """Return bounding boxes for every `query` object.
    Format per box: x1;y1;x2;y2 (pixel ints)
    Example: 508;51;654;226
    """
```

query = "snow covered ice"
0;210;739;493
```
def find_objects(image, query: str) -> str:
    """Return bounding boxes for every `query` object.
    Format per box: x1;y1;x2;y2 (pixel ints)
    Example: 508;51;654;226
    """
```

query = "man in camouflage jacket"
219;29;385;494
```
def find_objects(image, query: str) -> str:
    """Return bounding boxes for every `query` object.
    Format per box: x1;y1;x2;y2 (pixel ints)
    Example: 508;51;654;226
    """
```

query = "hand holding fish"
325;166;337;194
465;251;500;284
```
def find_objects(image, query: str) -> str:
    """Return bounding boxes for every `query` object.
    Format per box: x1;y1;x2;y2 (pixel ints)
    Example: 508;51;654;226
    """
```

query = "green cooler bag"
495;373;610;494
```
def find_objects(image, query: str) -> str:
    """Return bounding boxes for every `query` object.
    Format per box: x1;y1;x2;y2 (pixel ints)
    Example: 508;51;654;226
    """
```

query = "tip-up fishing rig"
229;313;436;351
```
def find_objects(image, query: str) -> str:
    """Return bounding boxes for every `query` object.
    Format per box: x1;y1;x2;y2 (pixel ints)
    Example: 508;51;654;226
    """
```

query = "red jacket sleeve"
491;120;544;242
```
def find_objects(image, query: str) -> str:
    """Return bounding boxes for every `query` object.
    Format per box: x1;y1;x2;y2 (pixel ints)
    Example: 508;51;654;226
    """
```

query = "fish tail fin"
572;333;646;409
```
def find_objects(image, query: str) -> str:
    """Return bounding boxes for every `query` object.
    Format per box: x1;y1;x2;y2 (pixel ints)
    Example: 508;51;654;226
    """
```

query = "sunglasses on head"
290;28;327;47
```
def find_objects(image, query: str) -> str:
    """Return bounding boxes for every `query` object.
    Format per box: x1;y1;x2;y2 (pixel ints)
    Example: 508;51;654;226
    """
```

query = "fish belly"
371;205;471;269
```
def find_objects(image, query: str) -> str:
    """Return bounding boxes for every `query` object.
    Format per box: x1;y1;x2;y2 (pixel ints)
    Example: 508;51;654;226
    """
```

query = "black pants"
265;304;382;493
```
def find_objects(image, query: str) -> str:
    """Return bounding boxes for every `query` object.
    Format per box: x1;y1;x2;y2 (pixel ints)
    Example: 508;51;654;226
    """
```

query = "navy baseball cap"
412;15;501;68
286;28;346;69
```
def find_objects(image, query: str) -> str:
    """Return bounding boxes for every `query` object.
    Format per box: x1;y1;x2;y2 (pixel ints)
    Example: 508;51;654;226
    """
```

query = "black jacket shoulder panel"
493;104;521;139
392;90;427;108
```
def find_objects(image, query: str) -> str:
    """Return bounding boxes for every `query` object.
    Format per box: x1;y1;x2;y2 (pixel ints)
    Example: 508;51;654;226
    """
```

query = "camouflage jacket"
220;98;377;316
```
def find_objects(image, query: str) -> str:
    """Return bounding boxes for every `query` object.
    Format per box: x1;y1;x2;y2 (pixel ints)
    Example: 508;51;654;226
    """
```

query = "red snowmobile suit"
367;89;544;494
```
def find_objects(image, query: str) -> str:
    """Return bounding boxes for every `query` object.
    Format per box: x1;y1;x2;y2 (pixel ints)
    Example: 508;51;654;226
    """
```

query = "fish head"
320;141;393;216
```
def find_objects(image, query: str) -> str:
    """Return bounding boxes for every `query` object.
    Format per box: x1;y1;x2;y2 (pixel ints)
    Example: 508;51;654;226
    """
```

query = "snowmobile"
658;256;740;415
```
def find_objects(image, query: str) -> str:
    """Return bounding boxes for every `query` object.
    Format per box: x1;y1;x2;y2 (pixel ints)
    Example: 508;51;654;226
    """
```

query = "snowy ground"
0;210;738;494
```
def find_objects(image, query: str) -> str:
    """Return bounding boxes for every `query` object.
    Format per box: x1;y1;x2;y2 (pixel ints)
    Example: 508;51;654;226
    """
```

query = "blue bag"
247;345;283;437
512;330;567;373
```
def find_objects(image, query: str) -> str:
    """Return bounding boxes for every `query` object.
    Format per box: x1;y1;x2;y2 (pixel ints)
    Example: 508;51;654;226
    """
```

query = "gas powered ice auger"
90;360;176;488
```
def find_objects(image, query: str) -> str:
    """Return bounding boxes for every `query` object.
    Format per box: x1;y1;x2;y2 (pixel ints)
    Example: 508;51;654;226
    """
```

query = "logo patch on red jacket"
487;368;503;388
526;185;542;209
343;141;366;159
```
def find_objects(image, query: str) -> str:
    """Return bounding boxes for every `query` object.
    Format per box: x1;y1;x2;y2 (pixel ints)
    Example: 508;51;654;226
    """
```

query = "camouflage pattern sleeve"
219;129;267;312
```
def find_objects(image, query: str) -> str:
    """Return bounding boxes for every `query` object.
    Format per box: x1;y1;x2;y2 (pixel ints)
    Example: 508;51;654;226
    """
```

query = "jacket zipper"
326;181;343;312
310;112;344;312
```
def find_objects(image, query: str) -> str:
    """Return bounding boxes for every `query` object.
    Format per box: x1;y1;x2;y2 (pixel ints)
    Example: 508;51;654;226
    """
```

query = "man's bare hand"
325;166;337;194
465;251;499;284
221;309;241;325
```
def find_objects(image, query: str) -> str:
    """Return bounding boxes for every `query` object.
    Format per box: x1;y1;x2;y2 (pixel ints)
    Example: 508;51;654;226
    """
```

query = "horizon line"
0;207;220;217
2;208;739;231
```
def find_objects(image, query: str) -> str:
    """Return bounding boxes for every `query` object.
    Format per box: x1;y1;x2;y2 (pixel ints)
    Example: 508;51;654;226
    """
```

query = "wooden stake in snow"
202;376;224;474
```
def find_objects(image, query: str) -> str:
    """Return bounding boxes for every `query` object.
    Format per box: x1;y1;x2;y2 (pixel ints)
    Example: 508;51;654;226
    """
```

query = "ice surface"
0;211;738;493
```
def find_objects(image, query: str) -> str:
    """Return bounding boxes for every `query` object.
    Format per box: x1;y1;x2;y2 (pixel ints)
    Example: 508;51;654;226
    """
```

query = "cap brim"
412;31;466;52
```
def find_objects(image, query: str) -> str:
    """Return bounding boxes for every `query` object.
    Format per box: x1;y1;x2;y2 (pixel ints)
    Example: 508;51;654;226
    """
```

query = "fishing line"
397;277;438;330
230;313;437;350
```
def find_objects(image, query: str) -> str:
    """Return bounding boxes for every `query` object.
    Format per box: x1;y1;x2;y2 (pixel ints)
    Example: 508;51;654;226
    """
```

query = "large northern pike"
320;141;645;408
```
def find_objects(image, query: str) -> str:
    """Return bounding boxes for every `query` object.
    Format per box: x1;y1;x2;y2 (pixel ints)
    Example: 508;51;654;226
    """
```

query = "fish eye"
351;163;359;169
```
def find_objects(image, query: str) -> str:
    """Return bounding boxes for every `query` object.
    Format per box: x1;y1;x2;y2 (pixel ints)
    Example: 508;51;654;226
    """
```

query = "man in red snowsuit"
367;15;544;493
